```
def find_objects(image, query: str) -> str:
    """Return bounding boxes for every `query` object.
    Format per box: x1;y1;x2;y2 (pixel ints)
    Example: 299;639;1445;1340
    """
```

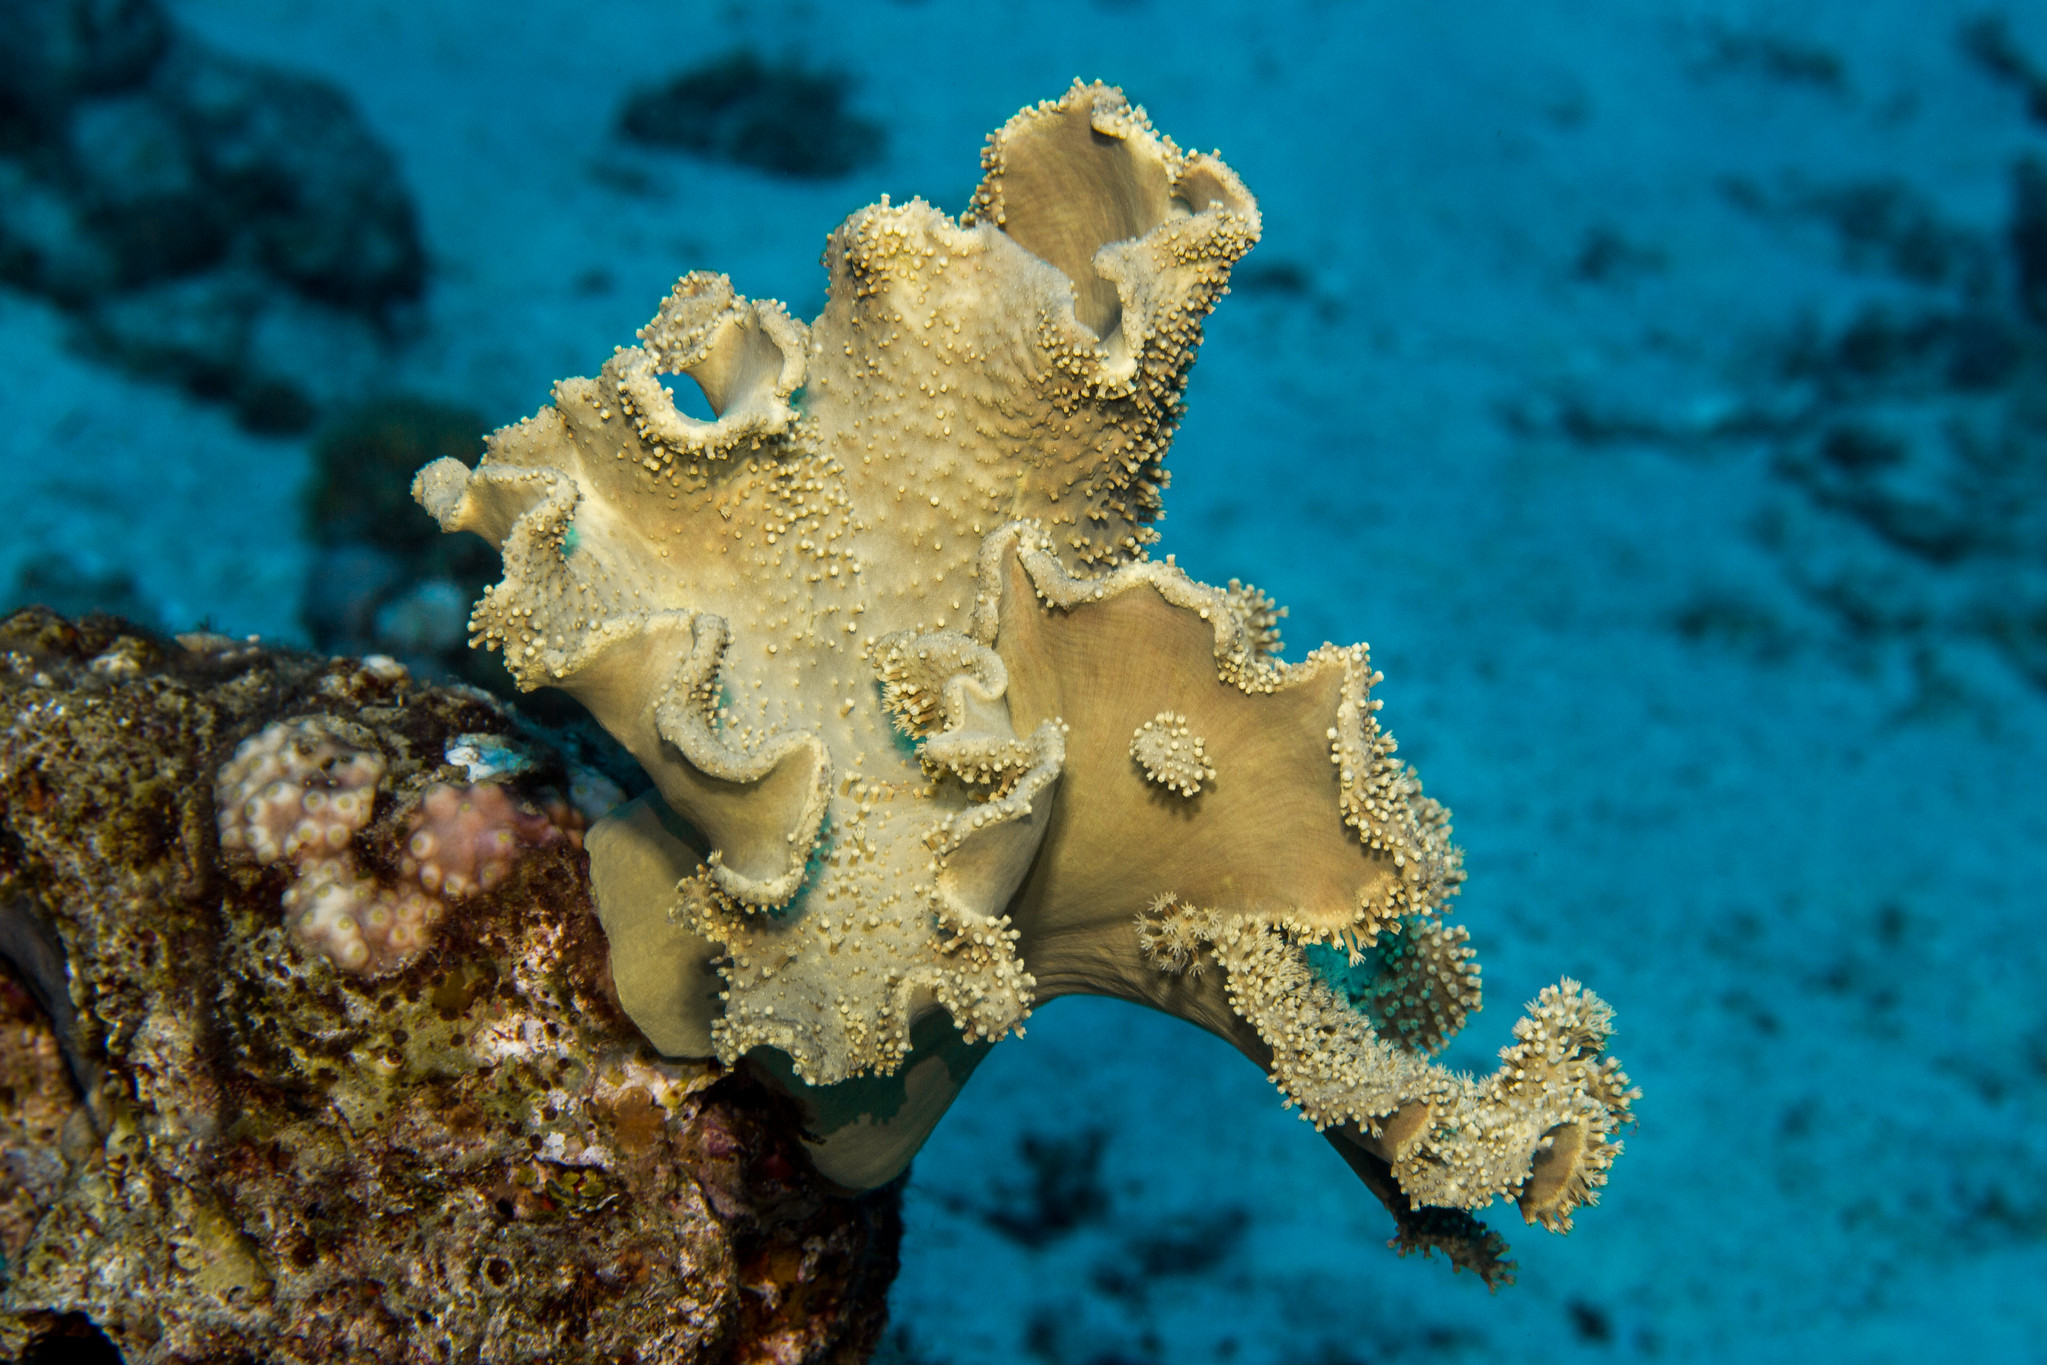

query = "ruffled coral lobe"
415;79;1637;1263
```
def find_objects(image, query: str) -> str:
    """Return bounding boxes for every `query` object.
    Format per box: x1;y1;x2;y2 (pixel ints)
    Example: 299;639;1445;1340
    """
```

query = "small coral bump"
1129;711;1216;797
399;780;578;902
216;718;386;869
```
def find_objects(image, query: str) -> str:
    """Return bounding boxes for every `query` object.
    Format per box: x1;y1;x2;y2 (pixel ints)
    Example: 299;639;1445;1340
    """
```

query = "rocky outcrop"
0;609;899;1364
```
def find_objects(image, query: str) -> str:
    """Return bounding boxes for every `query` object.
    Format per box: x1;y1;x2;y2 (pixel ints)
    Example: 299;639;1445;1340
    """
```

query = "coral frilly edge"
414;79;1638;1267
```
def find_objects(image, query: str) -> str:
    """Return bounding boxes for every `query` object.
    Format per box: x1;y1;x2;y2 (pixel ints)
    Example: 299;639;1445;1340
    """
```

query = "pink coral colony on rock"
414;79;1640;1278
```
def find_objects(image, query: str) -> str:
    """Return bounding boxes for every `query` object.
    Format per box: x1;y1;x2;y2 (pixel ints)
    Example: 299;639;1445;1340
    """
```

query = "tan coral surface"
416;80;1638;1266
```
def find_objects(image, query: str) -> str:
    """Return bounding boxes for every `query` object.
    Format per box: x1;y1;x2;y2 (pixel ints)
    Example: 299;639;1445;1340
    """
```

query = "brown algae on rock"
0;610;899;1363
415;80;1639;1277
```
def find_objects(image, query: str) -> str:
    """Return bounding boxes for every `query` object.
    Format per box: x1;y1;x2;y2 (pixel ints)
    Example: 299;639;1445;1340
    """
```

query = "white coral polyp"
279;862;446;976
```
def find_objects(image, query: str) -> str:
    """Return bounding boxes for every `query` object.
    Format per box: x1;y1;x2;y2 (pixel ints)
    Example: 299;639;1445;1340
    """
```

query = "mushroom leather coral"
416;81;1636;1248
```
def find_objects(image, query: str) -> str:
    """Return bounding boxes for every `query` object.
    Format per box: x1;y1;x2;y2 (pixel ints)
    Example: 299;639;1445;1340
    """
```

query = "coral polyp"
1129;710;1215;796
218;718;582;974
416;80;1638;1266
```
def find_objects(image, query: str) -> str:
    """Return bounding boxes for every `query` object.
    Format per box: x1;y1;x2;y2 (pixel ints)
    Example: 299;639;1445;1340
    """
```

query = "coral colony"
219;716;579;974
412;82;1637;1261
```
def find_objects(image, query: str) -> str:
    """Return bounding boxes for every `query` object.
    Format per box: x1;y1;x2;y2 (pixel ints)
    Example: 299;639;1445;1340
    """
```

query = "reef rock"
0;610;898;1364
416;81;1638;1275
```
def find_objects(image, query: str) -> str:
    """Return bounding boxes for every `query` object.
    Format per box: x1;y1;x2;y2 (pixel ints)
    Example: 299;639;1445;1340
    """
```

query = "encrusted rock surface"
0;609;899;1364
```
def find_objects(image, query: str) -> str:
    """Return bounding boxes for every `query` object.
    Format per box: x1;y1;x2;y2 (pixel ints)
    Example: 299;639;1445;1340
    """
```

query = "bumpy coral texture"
415;80;1637;1245
217;718;426;973
1129;710;1214;796
402;780;580;897
218;719;573;974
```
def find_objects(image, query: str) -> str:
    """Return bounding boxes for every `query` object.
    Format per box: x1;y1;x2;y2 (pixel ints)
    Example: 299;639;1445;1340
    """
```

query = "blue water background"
4;2;2043;1360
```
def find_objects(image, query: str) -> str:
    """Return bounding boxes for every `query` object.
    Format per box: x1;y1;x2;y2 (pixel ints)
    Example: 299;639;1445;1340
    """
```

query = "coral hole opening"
0;893;100;1111
672;373;718;421
19;1312;123;1365
667;306;796;424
